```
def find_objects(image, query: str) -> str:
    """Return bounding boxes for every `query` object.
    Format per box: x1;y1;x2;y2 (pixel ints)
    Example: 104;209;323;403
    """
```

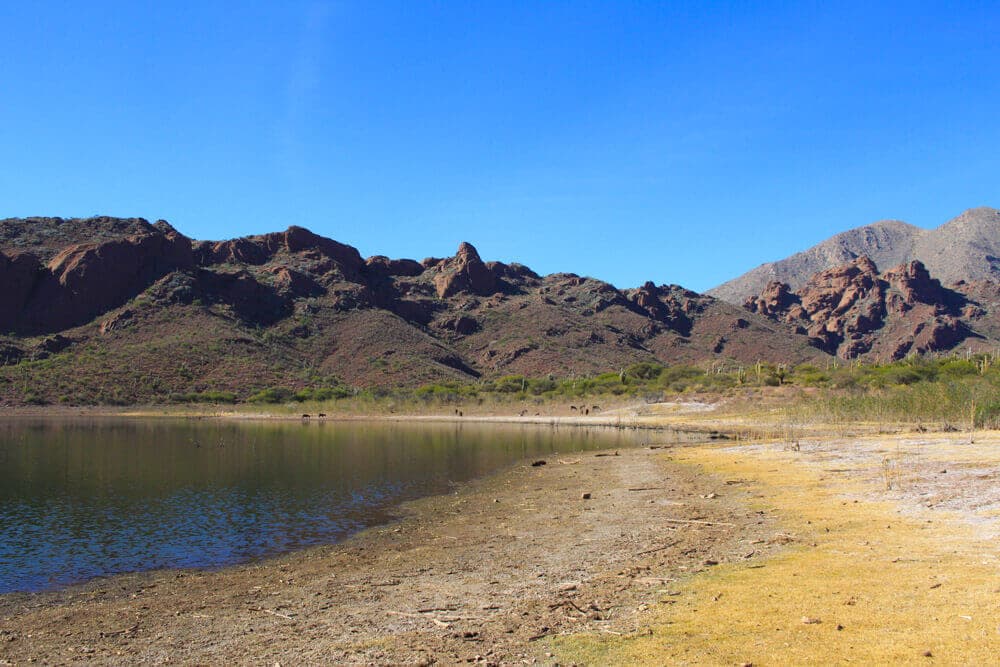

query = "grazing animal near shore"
318;413;327;418
570;406;577;411
301;414;311;419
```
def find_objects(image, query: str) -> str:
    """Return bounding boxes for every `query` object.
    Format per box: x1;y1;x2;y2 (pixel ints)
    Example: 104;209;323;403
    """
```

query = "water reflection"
0;419;638;593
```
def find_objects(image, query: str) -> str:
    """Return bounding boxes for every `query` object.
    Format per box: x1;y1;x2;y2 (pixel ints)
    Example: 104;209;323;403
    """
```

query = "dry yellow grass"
553;438;1000;665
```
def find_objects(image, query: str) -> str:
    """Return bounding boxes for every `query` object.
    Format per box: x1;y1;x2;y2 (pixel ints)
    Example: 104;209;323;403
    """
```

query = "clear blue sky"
2;2;998;291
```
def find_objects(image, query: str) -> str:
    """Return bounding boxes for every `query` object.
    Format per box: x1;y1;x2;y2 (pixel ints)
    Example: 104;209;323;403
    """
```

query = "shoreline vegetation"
8;354;1000;431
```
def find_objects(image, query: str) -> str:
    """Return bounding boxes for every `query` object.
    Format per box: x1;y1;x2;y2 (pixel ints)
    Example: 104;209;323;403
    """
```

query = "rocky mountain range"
1;208;999;405
0;216;819;404
709;207;1000;304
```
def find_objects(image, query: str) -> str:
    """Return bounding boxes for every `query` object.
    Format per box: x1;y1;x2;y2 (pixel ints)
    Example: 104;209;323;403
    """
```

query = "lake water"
0;418;642;594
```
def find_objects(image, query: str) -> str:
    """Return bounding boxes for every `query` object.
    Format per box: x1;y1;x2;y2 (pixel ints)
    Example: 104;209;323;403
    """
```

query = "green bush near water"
169;390;238;404
248;386;353;404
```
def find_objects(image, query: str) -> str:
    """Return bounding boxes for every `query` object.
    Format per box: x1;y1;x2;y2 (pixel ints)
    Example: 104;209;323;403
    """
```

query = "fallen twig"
635;540;680;556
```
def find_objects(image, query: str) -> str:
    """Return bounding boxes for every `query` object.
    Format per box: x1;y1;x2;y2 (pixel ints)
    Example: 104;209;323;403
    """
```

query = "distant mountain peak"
709;207;1000;304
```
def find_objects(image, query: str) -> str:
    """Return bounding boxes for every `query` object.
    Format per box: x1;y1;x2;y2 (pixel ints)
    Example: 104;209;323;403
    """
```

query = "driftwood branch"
662;518;734;527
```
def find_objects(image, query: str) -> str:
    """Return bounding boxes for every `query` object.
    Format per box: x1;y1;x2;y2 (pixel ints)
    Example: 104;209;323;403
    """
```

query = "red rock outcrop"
628;282;694;335
268;266;326;298
432;242;499;298
365;255;424;277
744;281;803;320
196;226;365;281
18;228;193;334
744;256;973;359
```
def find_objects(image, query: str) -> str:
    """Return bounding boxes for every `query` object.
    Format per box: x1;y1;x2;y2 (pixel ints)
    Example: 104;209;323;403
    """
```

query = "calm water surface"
0;418;641;594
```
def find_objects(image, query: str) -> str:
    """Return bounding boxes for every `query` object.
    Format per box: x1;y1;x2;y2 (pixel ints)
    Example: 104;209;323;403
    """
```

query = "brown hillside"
0;217;824;404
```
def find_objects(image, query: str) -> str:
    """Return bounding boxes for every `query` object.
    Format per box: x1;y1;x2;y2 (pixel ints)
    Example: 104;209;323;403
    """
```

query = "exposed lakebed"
0;418;645;594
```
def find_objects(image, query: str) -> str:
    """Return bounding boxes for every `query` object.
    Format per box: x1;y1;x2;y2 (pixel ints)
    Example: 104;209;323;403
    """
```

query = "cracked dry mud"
0;445;779;665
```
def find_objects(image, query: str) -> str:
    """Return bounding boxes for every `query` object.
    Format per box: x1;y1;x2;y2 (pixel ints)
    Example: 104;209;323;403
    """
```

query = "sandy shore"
4;410;998;665
0;444;776;665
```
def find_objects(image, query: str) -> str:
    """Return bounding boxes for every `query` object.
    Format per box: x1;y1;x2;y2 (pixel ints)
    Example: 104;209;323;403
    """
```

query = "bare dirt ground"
0;445;780;666
729;432;1000;536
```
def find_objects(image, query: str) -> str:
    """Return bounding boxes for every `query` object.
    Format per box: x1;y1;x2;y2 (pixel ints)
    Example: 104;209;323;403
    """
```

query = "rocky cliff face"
744;256;976;360
1;222;194;334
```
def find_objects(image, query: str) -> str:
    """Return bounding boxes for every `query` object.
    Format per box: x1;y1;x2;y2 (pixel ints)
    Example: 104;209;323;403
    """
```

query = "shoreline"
0;401;733;435
3;421;999;663
0;443;772;664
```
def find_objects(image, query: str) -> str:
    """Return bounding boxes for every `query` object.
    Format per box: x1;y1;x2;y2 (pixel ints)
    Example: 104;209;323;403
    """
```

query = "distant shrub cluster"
247;386;353;404
11;345;1000;426
785;354;1000;428
168;390;237;404
149;355;1000;421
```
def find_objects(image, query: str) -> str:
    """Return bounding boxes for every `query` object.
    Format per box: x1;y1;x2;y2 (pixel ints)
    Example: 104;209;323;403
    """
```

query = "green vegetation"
168;390;238;404
5;344;1000;429
248;386;352;404
221;355;1000;426
782;355;1000;428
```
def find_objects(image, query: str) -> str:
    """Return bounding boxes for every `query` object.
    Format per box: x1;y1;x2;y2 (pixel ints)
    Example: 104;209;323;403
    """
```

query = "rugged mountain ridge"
0;216;823;404
709;207;1000;304
742;256;994;360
